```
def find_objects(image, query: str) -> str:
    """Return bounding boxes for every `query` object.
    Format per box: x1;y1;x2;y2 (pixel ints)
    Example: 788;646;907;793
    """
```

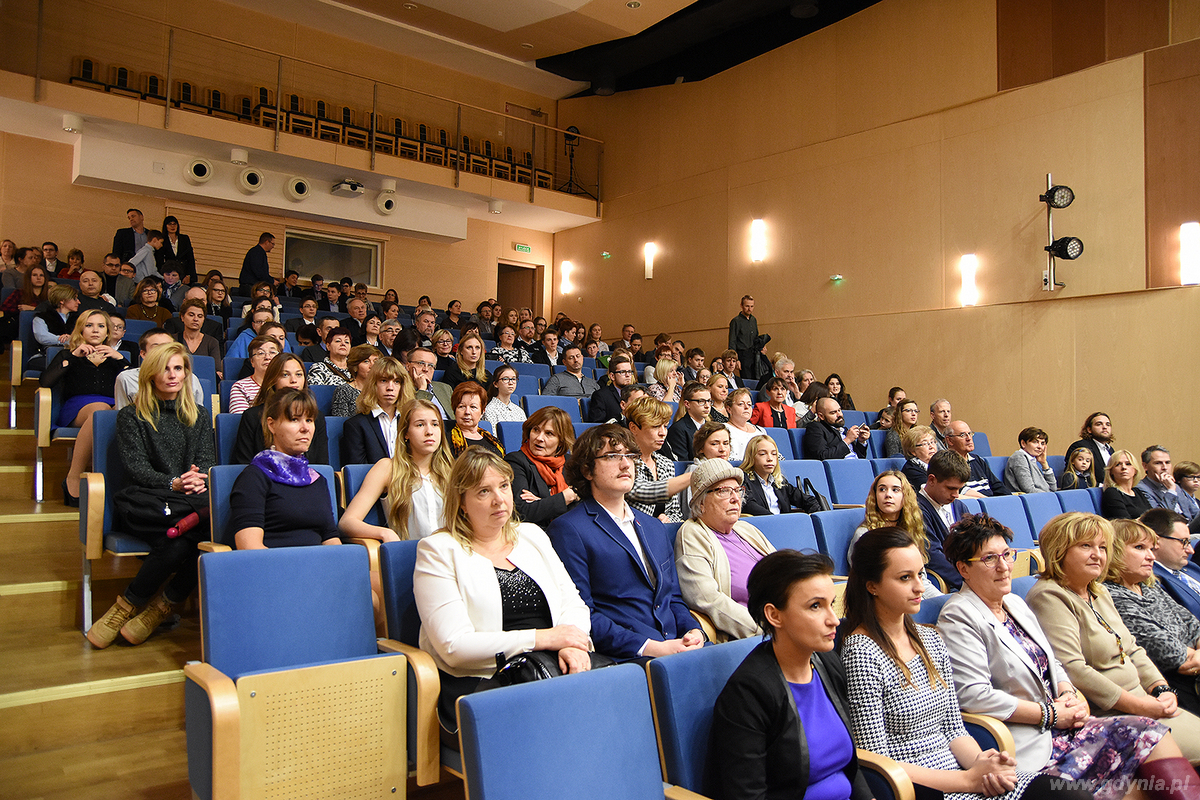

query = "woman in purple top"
711;550;871;800
675;459;775;641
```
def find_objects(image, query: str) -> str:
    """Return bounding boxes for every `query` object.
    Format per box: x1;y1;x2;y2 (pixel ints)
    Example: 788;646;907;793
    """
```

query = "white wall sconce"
750;219;767;263
644;242;657;279
960;254;979;306
488;199;503;214
561;260;573;294
1181;222;1200;286
230;148;249;165
62;114;83;133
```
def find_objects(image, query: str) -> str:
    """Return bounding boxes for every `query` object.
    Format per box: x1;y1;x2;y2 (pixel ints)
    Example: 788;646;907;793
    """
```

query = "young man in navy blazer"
548;424;704;660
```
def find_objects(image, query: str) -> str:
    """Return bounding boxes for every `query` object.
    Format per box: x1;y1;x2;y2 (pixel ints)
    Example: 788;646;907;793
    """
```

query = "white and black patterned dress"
842;626;1038;800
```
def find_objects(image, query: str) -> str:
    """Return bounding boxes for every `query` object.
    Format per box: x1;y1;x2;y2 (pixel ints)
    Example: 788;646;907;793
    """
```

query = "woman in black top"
505;406;579;526
712;550;872;800
40;309;127;506
85;343;215;650
824;373;855;412
229;389;341;549
1101;448;1152;520
232;353;329;465
156;215;196;284
206;280;232;321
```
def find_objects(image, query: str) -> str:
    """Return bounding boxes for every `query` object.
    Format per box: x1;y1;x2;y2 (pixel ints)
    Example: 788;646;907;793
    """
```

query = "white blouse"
407;473;444;540
483;397;526;428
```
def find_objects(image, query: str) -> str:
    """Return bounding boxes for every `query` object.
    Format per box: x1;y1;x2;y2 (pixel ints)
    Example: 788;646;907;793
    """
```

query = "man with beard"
1065;411;1114;486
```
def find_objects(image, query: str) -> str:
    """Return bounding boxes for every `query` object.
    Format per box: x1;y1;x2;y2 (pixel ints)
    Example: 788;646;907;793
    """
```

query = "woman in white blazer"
414;448;592;732
938;514;1195;800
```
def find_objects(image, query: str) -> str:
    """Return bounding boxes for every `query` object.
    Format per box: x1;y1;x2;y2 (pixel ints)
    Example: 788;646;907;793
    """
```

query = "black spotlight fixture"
1039;184;1075;209
1045;236;1083;260
1041;174;1082;292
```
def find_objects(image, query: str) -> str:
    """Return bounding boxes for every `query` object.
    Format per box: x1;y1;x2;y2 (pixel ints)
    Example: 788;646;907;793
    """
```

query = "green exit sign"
513;243;532;254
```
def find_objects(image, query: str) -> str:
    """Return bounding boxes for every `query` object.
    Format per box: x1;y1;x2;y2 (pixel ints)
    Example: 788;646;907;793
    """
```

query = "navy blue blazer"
915;492;968;590
587;384;622;423
341;412;390;466
547;497;697;659
1154;562;1200;621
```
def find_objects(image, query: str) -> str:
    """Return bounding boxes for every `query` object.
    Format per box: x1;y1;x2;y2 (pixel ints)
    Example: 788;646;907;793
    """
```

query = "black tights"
124;533;200;606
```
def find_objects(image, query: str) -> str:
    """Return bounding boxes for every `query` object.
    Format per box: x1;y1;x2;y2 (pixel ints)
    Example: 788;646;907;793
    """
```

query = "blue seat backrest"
787;429;806;462
862;411;879;426
458;663;664;800
763;427;792;459
574;422;597;438
214;413;240;465
86;409;125;538
872;457;905;475
972;432;992;456
914;593;951;624
842;410;867;428
780;460;832;499
750;513;819;552
978;495;1036;547
824;460;874;505
1086;487;1102;512
379;539;423;645
984;456;1008;483
523;395;581;422
868;430;887;459
1011;575;1038;598
1022;492;1064;540
959;497;983;514
496;421;524;453
324;415;345;472
309;385;336;416
123;319;156;339
190;355;217;387
812;508;864;574
343;463;386;526
219;379;235;413
484;359;502;374
674;461;690;477
1047;455;1066;480
1057;489;1094;515
208;464;337;548
742;379;758;390
223;356;244;380
515;374;541;396
199;546;376;679
662;521;682;547
513;362;550;381
648;638;759;793
17;311;36;375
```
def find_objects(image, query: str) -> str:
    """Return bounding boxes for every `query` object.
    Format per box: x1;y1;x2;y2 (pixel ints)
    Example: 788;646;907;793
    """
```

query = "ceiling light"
561;261;573;294
1045;237;1083;260
1039;184;1075;209
626;1;641;8
62;114;82;133
521;43;534;50
402;3;418;9
488;199;503;214
230;148;248;165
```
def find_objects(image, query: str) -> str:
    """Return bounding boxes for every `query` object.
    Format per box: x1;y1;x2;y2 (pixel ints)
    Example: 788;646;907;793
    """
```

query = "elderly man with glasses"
406;346;452;419
945;420;1008;497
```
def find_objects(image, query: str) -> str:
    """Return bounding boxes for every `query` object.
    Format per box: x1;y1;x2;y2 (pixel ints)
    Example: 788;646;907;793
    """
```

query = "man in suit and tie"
285;298;320;333
342;297;369;345
916;450;971;590
1142;508;1200;620
548;424;704;660
587;354;637;423
406;347;453;420
665;382;711;460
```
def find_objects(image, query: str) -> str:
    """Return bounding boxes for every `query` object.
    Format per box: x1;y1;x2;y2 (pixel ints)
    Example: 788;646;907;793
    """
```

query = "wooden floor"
0;375;466;800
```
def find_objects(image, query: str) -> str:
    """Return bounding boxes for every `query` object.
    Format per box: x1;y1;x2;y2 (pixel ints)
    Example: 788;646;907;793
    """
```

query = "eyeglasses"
597;452;638;463
687;398;712;405
410;361;435;371
611;369;633;376
497;376;518;383
965;549;1018;569
709;486;746;500
1159;534;1198;546
1182;475;1200;482
948;431;974;439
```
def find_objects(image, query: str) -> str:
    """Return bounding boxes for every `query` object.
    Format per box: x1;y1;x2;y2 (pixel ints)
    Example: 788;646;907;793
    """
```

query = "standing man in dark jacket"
238;233;275;294
728;294;760;380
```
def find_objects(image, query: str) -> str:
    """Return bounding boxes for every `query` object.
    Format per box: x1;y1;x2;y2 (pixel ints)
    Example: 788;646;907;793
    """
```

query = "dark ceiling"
537;0;883;97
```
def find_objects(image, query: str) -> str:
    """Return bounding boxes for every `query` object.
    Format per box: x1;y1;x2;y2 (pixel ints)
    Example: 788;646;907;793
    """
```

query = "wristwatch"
1151;684;1177;698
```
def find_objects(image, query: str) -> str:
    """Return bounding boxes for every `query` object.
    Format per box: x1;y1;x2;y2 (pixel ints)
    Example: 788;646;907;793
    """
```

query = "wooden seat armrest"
858;748;915;800
961;712;1017;754
82;471;105;560
183;662;241;799
690;609;718;643
198;542;232;553
35;387;51;447
929;571;948;593
833;503;866;509
344;537;381;573
665;785;712;800
378;638;441;786
10;339;22;386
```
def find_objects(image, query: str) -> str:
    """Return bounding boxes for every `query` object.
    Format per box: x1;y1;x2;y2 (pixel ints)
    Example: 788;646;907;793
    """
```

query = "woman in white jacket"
414;447;593;733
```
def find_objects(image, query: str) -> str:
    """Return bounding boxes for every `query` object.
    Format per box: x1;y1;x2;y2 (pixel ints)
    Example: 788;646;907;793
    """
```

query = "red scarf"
521;444;567;495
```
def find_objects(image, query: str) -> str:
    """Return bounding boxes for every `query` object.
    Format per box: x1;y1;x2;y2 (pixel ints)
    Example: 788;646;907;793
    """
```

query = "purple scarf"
251;449;319;486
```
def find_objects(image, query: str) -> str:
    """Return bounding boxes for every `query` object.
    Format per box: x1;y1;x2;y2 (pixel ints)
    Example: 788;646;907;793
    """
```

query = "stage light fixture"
1045;237;1083;260
1039;184;1074;209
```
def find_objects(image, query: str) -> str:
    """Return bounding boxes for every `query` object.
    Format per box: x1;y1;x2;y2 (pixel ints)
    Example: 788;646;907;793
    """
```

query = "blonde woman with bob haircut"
85;342;214;650
648;357;682;402
1101;448;1152;520
340;399;453;543
413;447;593;732
1026;512;1200;762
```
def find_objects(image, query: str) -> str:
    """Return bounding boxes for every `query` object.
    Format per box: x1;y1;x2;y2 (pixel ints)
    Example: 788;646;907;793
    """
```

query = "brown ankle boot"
119;594;174;645
1138;757;1200;800
86;596;137;649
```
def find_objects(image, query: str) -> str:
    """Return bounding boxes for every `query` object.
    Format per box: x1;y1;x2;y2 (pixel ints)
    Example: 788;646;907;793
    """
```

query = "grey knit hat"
689;458;744;518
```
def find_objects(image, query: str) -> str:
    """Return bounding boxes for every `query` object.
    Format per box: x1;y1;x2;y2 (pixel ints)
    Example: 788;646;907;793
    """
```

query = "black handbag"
796;477;831;513
485;649;616;688
114;485;209;543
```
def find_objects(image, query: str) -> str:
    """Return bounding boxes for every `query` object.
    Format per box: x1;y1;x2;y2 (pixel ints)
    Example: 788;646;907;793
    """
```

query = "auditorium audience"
749;377;798;429
824;373;854;411
76;268;117;315
587;354;635;423
900;425;938;489
229;335;280;414
945;420;1007;496
796;382;831;427
884;398;920;457
1102;449;1153;520
447;381;503;457
1142;509;1200;621
939;514;1193;797
431;329;456;371
541;343;597;397
341;357;413;465
647;357;682;402
1065;412;1114;486
849;470;942;597
1004;427;1056;494
804;397;868;461
915;450;971;590
85;343;214;650
1058;446;1097;490
665;381;711;460
929;398;953;450
1025;512;1200;761
505;406;578;526
530;328;560;368
724;387;766;461
307;327;353;387
1;262;50;316
877;386;906;421
1139;446;1200;521
232;353;329;466
175;298;221;375
625;395;688;522
482;364;525;427
739;434;818;516
331;344;381;417
206;280;232;320
489;323;531;363
706;373;731;423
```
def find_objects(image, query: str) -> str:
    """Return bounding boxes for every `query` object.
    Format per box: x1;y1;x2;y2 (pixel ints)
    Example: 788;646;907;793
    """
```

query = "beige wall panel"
1107;0;1170;60
1171;0;1200;44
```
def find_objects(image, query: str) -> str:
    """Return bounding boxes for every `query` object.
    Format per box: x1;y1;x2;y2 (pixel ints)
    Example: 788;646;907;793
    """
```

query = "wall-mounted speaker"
185;158;213;185
375;192;397;215
285;176;310;202
237;167;264;194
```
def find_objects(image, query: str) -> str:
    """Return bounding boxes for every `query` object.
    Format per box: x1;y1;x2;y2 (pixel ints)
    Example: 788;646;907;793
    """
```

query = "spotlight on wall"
376;178;397;215
750;219;767;263
62;114;83;133
959;254;979;306
230;148;249;165
185;158;213;185
561;260;573;294
1039;184;1075;209
285;176;310;202
488;199;503;215
237;167;264;194
1181;222;1200;286
1040;173;1081;291
644;242;657;280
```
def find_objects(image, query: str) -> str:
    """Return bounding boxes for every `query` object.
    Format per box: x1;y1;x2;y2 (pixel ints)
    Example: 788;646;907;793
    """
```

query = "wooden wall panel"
1106;0;1170;60
998;0;1054;90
